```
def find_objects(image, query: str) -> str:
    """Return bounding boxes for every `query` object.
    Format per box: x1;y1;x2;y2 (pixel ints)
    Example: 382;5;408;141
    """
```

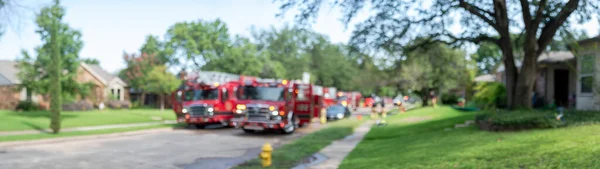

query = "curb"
0;127;174;148
0;120;176;137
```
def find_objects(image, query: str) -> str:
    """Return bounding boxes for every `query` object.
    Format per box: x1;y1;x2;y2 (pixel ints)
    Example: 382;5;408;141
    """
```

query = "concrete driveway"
0;125;322;169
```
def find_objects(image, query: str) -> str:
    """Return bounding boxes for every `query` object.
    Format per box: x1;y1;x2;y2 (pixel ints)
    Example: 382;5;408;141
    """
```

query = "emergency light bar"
190;71;241;85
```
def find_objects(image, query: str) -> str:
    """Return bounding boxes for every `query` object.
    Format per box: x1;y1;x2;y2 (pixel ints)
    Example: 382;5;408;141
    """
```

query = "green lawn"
234;118;365;169
0;109;176;131
340;106;600;169
0;124;181;142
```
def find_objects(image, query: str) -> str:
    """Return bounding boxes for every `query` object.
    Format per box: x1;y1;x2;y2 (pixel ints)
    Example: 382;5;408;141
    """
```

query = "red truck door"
171;90;184;114
293;84;313;125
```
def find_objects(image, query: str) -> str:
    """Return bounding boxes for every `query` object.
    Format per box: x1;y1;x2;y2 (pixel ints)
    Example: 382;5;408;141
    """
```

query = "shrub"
106;100;131;109
15;101;40;111
62;101;94;111
473;82;506;109
441;93;460;105
476;109;600;131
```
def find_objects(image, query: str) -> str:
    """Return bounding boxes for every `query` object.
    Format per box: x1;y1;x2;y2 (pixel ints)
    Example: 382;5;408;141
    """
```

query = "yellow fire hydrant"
259;142;273;167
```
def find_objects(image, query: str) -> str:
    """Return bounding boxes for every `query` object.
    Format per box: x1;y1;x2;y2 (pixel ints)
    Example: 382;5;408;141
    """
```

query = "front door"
554;70;569;107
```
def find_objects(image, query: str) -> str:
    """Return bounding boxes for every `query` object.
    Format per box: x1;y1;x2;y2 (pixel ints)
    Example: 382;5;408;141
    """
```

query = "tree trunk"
160;94;165;111
140;91;146;106
49;8;62;134
513;35;539;108
498;33;518;109
421;89;430;107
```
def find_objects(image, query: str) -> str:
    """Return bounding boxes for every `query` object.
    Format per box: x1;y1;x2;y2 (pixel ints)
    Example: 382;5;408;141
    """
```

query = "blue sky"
0;0;598;73
0;0;364;73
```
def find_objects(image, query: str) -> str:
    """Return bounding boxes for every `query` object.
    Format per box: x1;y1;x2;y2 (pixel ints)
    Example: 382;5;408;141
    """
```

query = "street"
0;125;322;169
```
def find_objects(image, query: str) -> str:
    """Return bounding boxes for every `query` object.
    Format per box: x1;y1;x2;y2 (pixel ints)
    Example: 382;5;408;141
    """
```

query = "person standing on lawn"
430;90;438;108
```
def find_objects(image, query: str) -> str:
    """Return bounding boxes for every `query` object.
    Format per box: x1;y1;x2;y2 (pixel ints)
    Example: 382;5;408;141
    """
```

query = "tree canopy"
143;65;180;110
165;19;230;70
16;0;89;133
130;21;378;95
276;0;600;108
16;0;91;103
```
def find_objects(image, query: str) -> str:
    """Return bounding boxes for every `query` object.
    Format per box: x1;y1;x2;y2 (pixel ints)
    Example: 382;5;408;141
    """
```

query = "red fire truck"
231;81;325;134
172;71;257;128
337;92;362;111
322;87;337;107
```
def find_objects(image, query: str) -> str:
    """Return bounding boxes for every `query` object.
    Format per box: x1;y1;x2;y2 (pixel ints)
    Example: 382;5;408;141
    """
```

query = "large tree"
252;25;317;79
306;36;358;90
278;0;600;109
120;52;160;106
143;66;181;111
399;42;471;106
165;19;230;70
18;0;87;133
202;36;265;76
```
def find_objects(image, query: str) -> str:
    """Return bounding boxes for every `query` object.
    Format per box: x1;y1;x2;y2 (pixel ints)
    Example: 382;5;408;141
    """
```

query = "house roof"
474;74;496;82
80;63;127;86
577;35;600;45
0;60;20;85
537;51;575;63
496;51;574;72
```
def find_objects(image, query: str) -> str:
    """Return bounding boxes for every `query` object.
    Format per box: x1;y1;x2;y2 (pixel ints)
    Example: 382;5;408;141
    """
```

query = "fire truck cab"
232;81;325;134
175;71;253;128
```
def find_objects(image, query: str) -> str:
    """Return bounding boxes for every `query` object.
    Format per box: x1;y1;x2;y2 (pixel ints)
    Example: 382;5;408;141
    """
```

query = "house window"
117;89;121;101
580;55;595;94
581;76;593;93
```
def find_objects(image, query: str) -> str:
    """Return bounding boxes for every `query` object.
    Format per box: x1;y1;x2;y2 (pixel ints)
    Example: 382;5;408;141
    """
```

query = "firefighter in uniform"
370;94;387;125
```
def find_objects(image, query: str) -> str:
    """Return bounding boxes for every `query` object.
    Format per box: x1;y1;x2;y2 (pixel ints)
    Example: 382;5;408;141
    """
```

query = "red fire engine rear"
337;91;362;111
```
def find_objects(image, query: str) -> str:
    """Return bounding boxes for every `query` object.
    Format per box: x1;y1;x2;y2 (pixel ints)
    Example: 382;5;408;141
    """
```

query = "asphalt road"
0;124;323;169
0;106;388;169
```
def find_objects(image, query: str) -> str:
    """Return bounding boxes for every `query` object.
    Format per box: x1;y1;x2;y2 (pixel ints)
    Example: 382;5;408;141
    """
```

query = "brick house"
0;60;129;110
0;61;48;109
78;63;130;105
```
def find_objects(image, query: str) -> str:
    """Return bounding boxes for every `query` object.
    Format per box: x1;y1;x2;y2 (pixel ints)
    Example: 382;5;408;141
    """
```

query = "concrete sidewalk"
0;120;176;136
293;121;373;169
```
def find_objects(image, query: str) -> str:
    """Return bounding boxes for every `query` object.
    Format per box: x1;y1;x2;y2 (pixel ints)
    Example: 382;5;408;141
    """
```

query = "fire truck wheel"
243;129;255;133
282;114;298;134
195;124;206;129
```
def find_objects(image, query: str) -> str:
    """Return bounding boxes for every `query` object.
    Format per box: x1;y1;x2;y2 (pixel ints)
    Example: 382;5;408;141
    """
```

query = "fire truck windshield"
237;86;285;101
184;89;219;101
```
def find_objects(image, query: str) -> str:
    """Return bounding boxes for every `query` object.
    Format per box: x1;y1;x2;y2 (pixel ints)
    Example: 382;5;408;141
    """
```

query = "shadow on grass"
20;121;50;133
7;111;79;119
338;112;572;169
